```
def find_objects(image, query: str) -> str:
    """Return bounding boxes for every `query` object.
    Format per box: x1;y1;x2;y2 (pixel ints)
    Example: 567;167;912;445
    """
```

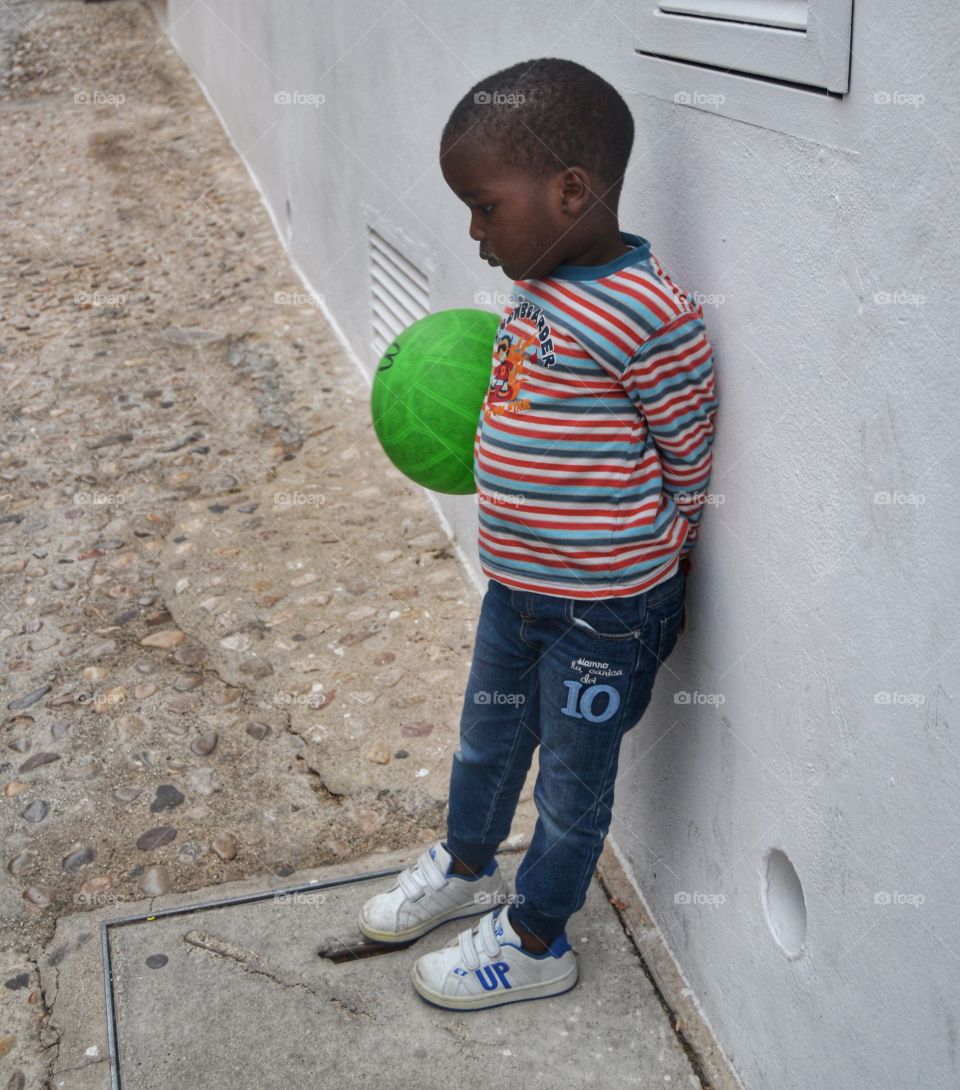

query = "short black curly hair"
440;58;634;206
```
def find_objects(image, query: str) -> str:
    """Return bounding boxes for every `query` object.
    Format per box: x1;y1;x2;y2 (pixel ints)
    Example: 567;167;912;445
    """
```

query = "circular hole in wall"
760;848;807;958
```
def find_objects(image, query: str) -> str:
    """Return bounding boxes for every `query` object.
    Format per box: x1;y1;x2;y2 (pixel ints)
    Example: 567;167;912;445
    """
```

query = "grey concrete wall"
152;2;960;1086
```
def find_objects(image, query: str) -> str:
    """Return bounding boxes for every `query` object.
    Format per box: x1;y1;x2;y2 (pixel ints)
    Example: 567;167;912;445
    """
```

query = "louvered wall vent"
368;227;430;361
636;0;854;94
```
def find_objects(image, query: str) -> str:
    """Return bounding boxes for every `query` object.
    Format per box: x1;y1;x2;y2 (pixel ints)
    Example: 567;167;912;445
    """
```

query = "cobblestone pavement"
0;3;538;1081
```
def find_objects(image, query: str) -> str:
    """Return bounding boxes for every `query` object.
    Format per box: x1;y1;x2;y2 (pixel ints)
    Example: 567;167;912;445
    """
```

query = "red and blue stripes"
473;232;719;600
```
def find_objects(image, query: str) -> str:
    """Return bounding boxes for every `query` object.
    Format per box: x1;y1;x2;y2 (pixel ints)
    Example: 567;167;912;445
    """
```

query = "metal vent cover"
368;226;430;361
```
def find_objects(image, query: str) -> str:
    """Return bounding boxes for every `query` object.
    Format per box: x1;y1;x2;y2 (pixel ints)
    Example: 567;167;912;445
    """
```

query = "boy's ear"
559;167;593;212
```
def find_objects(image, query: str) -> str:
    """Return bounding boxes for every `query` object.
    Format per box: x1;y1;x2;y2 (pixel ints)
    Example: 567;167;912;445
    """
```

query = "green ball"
371;308;500;495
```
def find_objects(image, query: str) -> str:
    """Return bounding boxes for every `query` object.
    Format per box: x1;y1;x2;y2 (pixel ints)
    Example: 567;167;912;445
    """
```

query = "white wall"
153;2;960;1086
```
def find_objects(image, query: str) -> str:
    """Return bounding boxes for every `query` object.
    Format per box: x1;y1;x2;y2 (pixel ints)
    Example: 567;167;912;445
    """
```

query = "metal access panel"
636;0;855;93
99;855;698;1088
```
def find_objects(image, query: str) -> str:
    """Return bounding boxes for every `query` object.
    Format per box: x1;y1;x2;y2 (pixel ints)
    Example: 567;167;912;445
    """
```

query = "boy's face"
440;132;571;282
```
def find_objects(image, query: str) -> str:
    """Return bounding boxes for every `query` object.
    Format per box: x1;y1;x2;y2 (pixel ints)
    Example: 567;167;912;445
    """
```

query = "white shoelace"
397;844;448;902
457;910;502;970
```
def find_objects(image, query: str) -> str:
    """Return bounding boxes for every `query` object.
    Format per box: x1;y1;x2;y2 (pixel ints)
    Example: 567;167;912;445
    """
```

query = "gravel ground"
0;3;538;1081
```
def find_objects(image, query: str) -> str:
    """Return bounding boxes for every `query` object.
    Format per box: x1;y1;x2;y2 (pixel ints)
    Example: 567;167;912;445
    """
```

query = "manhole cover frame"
100;864;403;1090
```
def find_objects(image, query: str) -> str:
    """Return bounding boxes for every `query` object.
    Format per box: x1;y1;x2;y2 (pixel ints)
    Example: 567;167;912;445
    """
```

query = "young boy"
359;58;718;1011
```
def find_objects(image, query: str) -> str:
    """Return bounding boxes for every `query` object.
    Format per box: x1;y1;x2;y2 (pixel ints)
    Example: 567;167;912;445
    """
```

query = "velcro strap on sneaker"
458;912;501;970
478;911;502;959
416;846;447;891
398;868;424;901
397;846;447;902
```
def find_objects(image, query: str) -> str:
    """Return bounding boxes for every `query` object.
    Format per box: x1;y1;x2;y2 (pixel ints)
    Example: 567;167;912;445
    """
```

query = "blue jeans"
444;567;687;946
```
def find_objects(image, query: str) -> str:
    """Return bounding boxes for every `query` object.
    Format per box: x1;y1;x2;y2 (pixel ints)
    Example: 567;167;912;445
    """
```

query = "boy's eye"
480;204;495;215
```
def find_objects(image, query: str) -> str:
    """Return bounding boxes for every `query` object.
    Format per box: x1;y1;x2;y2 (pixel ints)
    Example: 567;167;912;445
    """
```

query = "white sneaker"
358;841;508;944
410;904;579;1011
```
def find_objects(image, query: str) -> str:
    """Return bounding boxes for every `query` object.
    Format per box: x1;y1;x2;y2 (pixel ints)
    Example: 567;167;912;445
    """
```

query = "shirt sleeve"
620;311;719;561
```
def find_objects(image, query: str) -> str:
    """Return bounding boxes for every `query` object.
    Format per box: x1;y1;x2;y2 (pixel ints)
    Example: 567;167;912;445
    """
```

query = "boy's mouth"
480;249;501;268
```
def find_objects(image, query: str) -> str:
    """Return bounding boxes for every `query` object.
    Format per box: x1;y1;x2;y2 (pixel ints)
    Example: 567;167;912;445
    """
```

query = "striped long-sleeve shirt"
473;230;719;599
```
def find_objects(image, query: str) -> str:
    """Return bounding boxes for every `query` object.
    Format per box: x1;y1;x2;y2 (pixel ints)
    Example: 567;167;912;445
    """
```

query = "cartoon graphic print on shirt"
489;331;537;402
483;301;557;420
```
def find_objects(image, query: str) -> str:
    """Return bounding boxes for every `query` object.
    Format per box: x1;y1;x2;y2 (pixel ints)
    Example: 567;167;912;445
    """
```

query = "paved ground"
0;4;714;1088
0;0;511;949
43;845;702;1090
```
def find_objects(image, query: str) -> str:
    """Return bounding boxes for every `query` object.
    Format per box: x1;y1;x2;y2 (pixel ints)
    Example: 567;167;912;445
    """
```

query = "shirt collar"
546;231;651;281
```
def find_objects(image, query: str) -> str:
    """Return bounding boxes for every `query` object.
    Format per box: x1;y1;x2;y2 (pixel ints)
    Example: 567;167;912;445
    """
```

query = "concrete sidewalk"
41;843;706;1089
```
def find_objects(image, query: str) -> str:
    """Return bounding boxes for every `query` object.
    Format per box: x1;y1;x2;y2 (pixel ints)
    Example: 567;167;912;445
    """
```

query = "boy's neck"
560;228;632;268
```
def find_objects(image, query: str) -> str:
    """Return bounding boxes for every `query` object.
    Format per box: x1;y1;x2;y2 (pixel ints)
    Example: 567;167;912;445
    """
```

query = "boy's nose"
469;215;484;243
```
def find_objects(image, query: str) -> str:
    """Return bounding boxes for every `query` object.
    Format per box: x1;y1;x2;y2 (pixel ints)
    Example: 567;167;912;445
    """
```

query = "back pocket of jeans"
656;601;685;664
